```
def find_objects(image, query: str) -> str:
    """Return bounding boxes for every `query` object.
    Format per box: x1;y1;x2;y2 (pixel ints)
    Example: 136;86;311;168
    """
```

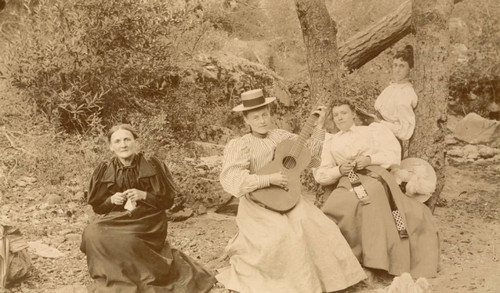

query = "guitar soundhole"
282;156;296;169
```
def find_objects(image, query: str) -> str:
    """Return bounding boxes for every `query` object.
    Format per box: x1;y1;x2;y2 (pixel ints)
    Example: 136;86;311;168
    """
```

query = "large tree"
294;0;341;108
296;0;455;210
409;0;454;211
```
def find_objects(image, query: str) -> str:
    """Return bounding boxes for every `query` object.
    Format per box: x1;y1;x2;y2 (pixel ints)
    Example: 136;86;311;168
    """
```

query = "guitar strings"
281;114;315;170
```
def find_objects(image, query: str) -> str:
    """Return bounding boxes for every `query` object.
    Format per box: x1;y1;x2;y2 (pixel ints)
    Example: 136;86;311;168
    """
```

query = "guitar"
248;113;319;213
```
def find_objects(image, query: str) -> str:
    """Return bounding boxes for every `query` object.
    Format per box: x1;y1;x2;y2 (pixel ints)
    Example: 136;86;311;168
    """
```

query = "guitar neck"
290;114;318;156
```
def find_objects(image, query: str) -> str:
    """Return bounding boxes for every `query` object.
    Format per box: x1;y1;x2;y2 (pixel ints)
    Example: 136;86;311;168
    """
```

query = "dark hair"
107;124;138;142
394;45;414;68
331;98;356;112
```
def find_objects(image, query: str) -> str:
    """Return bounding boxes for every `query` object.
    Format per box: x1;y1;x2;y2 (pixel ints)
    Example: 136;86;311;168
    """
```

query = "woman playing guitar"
216;89;365;293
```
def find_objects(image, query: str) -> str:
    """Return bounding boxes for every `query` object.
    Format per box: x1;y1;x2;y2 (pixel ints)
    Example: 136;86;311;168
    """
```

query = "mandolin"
248;113;319;213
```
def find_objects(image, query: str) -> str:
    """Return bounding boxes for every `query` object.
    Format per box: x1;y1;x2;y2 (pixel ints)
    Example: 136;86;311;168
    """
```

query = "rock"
65;233;81;242
454;113;500;147
197;205;207;215
463;145;479;160
447;115;461;132
46;193;62;204
445;135;458;146
170;208;194;222
15;179;28;187
51;285;87;293
449;17;469;45
450;43;468;63
58;229;73;235
478;145;499;159
376;272;430;293
195;156;223;171
188;141;225;157
447;146;465;157
28;241;65;258
19;176;37;184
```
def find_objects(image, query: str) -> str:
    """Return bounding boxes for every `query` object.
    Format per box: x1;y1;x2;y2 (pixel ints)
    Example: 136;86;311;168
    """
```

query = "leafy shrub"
4;0;228;135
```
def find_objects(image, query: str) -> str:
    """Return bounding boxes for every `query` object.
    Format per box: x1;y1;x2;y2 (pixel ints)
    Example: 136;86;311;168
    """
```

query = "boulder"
449;17;469;45
478;145;500;159
446;114;462;132
450;43;468;64
169;208;194;222
454;113;500;147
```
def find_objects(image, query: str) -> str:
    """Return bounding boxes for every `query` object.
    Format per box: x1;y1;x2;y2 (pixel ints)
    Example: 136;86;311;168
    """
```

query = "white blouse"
375;82;418;141
313;123;401;186
220;128;325;198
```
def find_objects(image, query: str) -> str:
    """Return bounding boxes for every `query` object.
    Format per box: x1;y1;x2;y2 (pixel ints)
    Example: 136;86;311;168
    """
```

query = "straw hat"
391;157;437;203
232;89;276;112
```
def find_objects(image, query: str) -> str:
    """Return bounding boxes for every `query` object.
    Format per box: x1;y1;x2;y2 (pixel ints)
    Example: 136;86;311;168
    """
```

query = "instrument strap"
347;168;408;238
365;166;409;239
347;169;371;205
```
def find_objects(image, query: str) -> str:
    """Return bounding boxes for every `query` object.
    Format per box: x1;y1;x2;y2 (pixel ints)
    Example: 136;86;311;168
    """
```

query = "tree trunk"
409;0;454;212
339;0;462;71
294;0;341;107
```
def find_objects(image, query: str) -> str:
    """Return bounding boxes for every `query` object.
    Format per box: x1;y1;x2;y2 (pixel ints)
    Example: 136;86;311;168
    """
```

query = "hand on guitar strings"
312;105;328;129
270;171;288;189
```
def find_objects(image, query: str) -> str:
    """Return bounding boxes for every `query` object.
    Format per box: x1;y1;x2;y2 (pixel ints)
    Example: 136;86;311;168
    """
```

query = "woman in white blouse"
374;45;418;143
314;99;440;279
217;89;366;293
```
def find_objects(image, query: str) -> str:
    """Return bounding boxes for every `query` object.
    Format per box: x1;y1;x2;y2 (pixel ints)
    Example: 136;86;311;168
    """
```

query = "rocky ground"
0;154;499;293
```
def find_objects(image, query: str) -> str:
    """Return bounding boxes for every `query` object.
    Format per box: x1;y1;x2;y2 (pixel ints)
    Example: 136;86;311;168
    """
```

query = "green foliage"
449;0;500;117
449;54;497;117
4;0;227;135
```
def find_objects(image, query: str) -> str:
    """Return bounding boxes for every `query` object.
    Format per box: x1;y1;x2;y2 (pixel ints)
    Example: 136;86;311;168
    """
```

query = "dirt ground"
1;162;499;293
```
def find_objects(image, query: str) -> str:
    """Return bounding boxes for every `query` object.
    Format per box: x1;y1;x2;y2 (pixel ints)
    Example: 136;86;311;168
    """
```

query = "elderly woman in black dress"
80;124;215;293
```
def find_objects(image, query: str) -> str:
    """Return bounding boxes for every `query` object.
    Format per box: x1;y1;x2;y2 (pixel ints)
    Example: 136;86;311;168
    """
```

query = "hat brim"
232;97;276;112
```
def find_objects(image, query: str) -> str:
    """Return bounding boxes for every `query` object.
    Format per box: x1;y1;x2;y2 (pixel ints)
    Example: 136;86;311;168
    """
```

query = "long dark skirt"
321;168;439;278
81;208;215;293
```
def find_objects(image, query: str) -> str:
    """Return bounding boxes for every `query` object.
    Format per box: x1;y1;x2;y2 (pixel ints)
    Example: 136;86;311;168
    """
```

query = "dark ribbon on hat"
242;95;266;107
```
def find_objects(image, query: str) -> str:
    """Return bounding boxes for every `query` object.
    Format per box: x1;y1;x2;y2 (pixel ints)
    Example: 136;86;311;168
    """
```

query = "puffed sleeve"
380;86;418;141
368;123;401;168
87;162;114;214
313;133;342;186
219;138;271;198
143;157;177;210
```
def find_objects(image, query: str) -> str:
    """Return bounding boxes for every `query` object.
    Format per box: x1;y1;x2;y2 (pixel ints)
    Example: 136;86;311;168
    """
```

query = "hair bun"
394;45;414;68
404;45;413;56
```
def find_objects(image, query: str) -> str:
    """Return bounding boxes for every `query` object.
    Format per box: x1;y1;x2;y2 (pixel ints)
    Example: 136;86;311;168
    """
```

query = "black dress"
80;154;215;293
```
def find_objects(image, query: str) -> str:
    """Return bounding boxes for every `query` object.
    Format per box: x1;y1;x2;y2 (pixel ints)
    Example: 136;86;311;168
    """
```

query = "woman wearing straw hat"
217;89;366;293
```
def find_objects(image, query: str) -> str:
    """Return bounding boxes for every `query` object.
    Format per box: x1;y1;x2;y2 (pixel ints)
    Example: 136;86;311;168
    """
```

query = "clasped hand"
339;156;372;175
110;189;147;205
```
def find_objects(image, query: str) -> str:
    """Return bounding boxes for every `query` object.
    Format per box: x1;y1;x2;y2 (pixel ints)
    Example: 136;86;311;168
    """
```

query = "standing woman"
80;124;215;293
374;45;418;144
217;89;366;293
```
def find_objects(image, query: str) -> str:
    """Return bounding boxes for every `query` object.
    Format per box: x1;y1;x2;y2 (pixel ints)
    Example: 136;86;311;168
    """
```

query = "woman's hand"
270;171;288;189
339;161;355;176
124;189;147;202
355;156;371;170
312;105;328;129
110;192;126;205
